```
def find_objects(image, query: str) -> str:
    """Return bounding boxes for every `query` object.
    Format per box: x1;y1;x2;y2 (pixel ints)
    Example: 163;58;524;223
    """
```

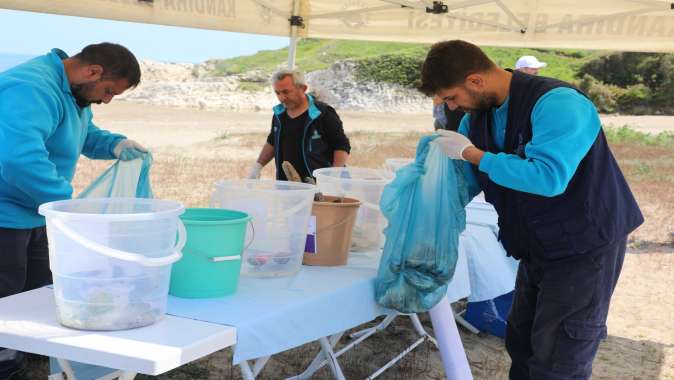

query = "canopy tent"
1;0;673;67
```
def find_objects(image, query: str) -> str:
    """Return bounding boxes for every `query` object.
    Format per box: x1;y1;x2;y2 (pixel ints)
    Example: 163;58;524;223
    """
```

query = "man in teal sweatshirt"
0;43;146;378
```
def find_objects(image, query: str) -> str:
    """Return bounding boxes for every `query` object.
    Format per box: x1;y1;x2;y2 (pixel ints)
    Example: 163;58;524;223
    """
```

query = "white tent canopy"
1;0;673;54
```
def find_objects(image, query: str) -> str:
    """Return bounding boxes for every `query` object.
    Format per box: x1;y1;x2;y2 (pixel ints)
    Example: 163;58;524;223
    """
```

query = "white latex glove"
433;129;474;160
246;162;263;179
113;139;148;161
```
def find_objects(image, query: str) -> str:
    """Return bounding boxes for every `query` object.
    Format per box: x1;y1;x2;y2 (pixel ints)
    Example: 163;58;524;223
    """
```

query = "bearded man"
0;42;147;377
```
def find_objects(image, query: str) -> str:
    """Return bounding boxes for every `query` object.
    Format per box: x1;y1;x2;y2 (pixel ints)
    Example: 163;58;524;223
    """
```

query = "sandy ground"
600;115;674;134
92;101;673;163
16;102;672;379
93;102;674;147
91;102;436;150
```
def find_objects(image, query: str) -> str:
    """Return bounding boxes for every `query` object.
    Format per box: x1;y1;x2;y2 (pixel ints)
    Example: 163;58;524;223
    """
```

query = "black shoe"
0;350;26;380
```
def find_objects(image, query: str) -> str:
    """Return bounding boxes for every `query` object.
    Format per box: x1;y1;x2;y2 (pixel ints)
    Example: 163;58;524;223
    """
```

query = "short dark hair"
418;40;495;96
73;42;141;88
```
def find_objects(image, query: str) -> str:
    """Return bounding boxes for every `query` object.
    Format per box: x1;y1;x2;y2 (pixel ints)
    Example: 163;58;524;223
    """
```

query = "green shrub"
649;57;674;109
617;84;651;111
577;52;651;87
653;80;674;110
576;75;624;113
636;55;670;90
354;55;423;87
238;81;266;92
578;52;674;112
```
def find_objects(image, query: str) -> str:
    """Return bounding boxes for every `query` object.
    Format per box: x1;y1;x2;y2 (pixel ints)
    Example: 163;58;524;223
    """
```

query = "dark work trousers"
0;226;52;379
506;237;627;380
0;226;52;298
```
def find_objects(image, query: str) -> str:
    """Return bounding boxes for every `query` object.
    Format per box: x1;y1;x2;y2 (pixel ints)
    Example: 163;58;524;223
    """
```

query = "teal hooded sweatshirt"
0;49;126;228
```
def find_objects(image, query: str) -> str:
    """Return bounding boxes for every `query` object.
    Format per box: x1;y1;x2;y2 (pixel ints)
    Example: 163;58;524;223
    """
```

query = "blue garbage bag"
375;135;471;313
77;153;153;199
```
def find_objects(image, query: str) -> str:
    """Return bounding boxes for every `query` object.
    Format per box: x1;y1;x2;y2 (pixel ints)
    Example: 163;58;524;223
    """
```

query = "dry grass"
74;131;671;245
610;143;674;245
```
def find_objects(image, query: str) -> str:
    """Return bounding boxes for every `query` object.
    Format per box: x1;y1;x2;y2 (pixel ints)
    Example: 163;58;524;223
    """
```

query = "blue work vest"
468;71;643;262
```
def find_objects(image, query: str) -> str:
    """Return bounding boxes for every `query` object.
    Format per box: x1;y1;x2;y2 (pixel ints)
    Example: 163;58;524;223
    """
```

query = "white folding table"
0;287;236;380
0;238;502;380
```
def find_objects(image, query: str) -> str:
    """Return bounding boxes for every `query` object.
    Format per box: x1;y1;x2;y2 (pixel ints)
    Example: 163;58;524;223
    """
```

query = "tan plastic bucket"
303;196;361;266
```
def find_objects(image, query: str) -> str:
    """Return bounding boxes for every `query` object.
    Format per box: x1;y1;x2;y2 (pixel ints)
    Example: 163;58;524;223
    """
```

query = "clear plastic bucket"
38;198;185;330
210;180;316;277
313;167;393;251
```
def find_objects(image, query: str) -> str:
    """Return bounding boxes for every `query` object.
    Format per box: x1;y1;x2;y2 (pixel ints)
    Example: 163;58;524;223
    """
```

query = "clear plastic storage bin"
211;180;316;277
313;167;393;251
39;198;185;330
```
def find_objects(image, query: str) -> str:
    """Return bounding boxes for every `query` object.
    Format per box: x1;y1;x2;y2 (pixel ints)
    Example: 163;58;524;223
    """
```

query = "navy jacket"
270;95;350;180
469;71;643;262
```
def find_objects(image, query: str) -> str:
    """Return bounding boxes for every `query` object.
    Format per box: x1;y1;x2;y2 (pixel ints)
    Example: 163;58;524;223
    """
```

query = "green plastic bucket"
169;208;251;298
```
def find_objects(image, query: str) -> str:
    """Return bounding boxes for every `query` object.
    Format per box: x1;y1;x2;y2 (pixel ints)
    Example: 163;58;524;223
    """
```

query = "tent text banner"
1;1;673;52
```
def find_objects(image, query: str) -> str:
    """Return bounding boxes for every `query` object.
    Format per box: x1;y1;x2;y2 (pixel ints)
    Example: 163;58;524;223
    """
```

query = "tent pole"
287;0;301;69
288;36;298;69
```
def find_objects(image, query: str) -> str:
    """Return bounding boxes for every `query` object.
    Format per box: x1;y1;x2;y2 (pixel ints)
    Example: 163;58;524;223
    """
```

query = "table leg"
410;313;439;347
365;334;428;380
56;359;76;380
319;336;346;380
50;360;135;380
252;356;270;375
240;360;256;380
454;309;481;334
429;296;473;380
349;313;397;339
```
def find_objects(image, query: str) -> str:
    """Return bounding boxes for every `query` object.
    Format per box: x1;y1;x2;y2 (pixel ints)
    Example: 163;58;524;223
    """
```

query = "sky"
0;9;289;63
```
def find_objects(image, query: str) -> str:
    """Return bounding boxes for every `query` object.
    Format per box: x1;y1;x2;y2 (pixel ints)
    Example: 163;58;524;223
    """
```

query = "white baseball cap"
515;55;547;69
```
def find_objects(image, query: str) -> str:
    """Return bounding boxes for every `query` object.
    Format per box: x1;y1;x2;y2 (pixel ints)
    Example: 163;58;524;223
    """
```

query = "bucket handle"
200;220;255;262
271;197;315;221
50;217;186;267
358;200;380;212
244;220;255;250
210;189;315;222
331;184;380;212
208;188;220;208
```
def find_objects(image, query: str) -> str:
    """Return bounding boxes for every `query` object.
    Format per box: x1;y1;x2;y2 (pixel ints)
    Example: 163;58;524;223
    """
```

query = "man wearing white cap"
515;55;546;75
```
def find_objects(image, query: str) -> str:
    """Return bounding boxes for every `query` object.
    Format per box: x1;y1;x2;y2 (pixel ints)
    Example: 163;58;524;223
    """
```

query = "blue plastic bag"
77;154;153;199
375;136;471;313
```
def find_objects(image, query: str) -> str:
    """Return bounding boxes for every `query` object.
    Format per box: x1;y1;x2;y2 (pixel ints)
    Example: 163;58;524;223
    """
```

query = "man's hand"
433;130;474;160
113;139;148;161
246;162;263;179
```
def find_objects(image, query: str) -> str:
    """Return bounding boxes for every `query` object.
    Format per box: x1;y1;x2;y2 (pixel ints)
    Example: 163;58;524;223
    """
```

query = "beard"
71;81;101;108
461;88;498;114
282;96;302;110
